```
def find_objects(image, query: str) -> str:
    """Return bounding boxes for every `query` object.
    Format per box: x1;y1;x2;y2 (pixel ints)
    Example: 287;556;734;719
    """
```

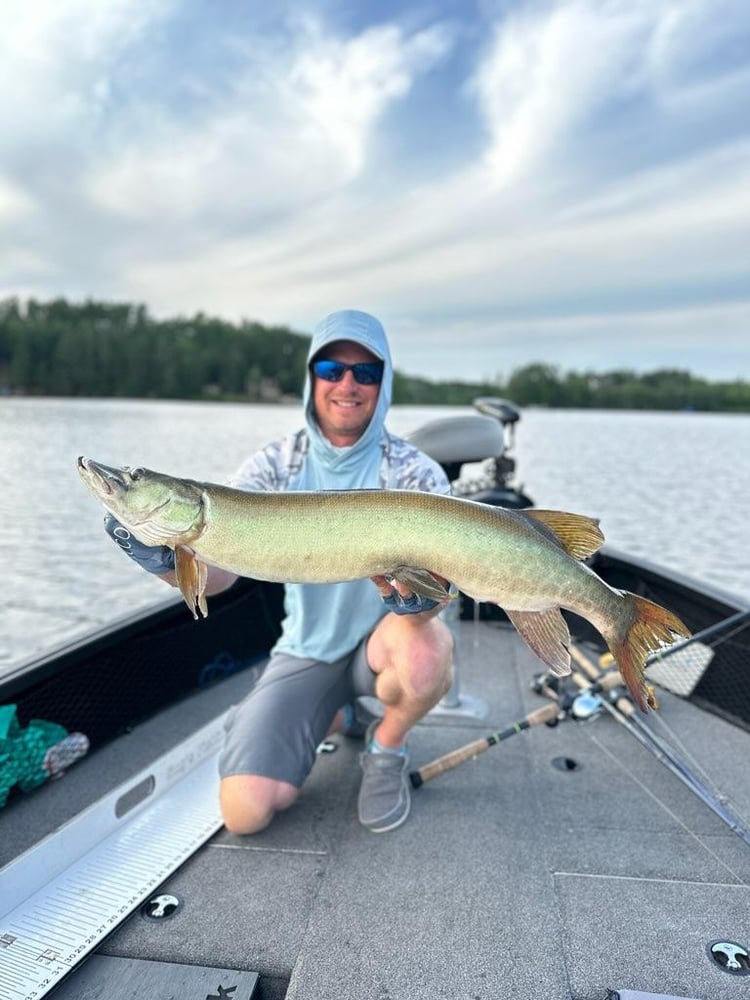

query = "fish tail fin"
606;593;690;712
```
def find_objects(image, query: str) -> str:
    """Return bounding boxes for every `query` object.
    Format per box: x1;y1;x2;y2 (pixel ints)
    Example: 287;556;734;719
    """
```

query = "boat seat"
406;414;505;467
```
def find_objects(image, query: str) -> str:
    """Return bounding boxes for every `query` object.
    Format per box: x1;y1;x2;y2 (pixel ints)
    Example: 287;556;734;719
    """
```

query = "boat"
1;399;749;1000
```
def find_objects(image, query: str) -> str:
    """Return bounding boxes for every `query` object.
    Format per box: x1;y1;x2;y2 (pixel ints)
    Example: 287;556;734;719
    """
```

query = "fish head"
77;457;206;546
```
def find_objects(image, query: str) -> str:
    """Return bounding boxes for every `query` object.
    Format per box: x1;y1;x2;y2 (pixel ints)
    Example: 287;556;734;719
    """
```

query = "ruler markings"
14;910;93;943
0;969;27;989
0;718;227;1000
63;882;131;904
2;958;33;971
52;887;114;910
6;924;71;955
21;911;79;940
0;986;24;1000
0;955;31;975
0;941;45;964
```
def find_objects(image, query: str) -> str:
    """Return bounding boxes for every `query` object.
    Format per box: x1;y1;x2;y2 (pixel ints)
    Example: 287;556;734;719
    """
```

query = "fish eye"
129;467;145;481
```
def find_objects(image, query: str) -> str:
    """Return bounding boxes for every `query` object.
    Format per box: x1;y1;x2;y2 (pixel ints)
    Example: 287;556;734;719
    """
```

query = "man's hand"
371;573;452;617
104;513;176;575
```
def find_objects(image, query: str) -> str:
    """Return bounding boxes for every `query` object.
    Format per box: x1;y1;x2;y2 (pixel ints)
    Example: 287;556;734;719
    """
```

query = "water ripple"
2;399;748;672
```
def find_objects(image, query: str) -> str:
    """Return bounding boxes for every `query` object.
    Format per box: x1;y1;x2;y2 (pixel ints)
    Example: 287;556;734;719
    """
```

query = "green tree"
1;297;748;412
506;363;565;406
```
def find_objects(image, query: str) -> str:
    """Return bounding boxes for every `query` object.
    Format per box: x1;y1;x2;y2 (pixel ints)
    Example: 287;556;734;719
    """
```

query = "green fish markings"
78;457;690;712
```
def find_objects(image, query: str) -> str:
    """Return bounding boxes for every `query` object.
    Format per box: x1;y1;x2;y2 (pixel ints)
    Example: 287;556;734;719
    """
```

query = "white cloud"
0;1;173;147
646;0;750;99
469;0;750;195
86;20;452;226
0;1;747;381
0;175;35;222
131;123;748;330
290;21;452;175
386;301;750;381
471;1;650;186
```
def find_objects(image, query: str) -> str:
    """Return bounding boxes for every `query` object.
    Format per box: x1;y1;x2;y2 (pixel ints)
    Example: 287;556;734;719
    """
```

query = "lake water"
2;398;749;673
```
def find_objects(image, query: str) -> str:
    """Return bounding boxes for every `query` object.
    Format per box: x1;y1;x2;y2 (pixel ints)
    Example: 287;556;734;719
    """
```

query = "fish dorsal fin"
523;509;604;560
174;545;208;620
505;607;572;677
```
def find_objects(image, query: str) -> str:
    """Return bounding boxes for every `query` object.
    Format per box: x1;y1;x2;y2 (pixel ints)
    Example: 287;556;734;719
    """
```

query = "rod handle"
569;643;601;680
614;696;636;718
409;703;558;788
525;702;560;726
412;737;491;787
575;669;622;692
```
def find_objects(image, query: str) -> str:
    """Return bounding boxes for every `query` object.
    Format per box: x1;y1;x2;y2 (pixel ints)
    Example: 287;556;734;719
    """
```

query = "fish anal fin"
390;566;451;602
174;545;209;619
523;510;604;560
505;607;572;676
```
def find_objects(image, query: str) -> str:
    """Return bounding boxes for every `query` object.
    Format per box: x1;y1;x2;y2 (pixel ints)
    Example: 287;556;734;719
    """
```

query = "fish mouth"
77;456;127;497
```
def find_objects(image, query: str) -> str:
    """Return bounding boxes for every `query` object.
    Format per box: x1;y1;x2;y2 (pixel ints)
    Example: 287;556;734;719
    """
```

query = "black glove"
380;589;441;615
104;513;176;575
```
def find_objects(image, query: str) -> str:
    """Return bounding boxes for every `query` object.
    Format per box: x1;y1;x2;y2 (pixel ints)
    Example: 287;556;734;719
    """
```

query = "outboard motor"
407;397;533;509
473;397;521;446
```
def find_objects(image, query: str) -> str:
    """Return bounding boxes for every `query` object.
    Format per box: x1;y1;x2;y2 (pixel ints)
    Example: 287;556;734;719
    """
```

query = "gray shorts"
218;638;378;787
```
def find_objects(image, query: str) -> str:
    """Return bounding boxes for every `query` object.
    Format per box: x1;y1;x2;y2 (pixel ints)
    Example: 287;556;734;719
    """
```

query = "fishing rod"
569;603;750;711
581;679;750;854
408;606;750;820
535;657;750;859
565;627;750;851
645;606;750;664
409;701;559;789
595;687;750;849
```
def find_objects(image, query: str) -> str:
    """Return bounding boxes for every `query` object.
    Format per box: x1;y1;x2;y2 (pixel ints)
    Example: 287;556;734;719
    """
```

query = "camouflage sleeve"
381;433;452;495
228;431;307;492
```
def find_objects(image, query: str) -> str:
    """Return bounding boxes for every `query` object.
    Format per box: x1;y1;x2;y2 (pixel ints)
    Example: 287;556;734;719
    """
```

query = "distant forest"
1;297;748;411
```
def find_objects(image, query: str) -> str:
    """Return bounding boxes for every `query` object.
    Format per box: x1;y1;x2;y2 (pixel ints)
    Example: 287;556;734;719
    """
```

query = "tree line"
0;297;747;411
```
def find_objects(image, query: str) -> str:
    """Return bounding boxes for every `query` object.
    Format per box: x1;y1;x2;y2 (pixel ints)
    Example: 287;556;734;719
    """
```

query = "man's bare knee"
396;622;453;698
405;642;453;700
372;620;454;715
220;774;299;835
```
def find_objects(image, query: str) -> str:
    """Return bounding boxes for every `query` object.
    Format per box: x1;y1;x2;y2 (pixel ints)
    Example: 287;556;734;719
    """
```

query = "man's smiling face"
311;339;381;447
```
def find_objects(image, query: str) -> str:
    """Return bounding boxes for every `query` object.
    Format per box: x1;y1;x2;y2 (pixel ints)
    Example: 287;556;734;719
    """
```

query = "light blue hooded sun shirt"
230;309;449;663
281;310;395;661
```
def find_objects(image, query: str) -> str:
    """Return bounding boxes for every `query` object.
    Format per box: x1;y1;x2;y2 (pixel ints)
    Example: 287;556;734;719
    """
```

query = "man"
105;310;454;834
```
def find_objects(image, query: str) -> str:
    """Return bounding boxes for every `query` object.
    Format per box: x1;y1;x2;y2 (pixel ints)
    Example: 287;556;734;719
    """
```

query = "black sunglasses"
311;359;384;385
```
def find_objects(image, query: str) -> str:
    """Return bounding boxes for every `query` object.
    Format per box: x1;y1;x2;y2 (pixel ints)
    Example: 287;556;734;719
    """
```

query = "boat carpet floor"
2;620;749;1000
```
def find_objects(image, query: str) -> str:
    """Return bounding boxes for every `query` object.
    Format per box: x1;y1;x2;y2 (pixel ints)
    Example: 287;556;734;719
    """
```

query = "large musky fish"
78;457;690;711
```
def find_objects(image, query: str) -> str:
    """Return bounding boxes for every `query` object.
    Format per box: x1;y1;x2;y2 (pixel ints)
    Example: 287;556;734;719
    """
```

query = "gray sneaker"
358;722;410;833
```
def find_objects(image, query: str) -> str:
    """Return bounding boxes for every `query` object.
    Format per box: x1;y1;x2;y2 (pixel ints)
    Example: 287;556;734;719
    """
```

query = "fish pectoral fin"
174;545;208;620
390;567;452;602
505;607;572;676
523;510;604;560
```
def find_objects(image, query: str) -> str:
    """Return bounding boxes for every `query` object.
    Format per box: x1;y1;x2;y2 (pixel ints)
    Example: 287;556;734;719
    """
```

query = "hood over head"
302;309;393;469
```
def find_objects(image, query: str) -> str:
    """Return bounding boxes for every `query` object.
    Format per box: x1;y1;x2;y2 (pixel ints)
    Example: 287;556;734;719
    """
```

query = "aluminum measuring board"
0;712;228;1000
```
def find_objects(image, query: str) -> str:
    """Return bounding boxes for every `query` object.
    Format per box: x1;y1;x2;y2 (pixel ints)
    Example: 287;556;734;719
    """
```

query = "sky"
1;0;749;383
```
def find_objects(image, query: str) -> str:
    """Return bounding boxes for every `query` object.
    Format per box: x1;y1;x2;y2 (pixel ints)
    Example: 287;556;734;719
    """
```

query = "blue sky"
1;0;749;381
